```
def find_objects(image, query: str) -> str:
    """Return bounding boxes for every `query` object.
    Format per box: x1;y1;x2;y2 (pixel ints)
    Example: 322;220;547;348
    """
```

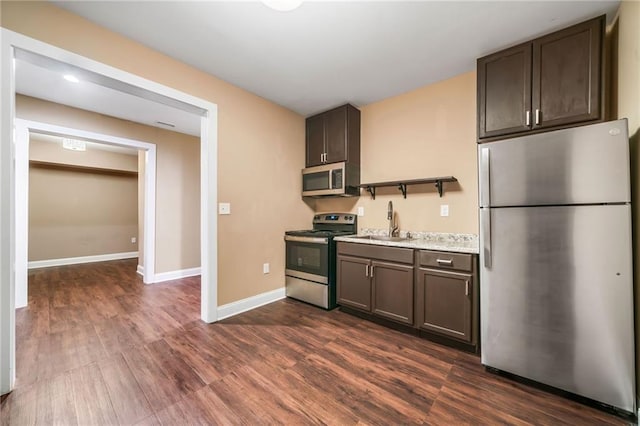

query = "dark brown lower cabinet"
416;268;473;342
371;261;414;325
415;250;479;351
336;255;371;311
337;243;414;326
337;242;479;353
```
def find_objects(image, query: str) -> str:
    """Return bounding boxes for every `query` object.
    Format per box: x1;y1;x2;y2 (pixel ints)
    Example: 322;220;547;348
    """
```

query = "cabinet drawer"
338;242;414;264
418;250;472;272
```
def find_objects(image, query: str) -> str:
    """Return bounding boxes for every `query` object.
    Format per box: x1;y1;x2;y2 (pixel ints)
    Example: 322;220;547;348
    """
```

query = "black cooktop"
285;212;357;238
285;229;355;238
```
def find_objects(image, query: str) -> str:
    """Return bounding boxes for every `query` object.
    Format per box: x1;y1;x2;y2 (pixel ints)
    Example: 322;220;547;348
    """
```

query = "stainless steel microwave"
302;161;360;197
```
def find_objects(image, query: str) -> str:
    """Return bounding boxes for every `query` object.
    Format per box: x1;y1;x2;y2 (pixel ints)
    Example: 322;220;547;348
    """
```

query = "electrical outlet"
131;237;137;244
218;202;231;215
263;263;270;274
440;204;449;217
357;206;365;216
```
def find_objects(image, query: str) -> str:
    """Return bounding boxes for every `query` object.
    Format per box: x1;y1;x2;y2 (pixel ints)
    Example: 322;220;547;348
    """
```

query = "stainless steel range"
285;213;357;309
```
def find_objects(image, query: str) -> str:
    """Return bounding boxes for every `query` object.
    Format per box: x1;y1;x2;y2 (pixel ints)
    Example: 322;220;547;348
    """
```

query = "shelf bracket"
435;180;444;197
366;186;376;200
397;183;407;198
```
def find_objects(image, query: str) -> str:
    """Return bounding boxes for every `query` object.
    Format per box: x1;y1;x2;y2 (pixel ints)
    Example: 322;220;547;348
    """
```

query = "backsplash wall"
314;71;478;235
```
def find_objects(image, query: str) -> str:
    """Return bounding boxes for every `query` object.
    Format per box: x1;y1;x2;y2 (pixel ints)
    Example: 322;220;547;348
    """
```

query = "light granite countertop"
334;228;479;254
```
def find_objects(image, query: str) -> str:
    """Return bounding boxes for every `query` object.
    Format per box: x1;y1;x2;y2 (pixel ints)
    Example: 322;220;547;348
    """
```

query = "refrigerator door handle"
481;208;492;268
480;147;490;207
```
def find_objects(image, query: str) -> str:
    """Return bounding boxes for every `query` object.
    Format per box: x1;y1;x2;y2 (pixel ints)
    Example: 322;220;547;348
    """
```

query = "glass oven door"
285;236;329;284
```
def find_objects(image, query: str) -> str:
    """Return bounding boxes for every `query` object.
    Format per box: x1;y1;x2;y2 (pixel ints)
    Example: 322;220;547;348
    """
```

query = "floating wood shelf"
359;176;457;199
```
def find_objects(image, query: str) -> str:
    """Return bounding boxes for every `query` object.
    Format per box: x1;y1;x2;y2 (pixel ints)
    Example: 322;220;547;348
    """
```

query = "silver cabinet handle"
525;110;531;127
535;109;541;125
480;148;490;208
365;264;369;277
436;259;453;265
481;208;492;268
370;265;374;278
465;280;470;296
320;153;323;163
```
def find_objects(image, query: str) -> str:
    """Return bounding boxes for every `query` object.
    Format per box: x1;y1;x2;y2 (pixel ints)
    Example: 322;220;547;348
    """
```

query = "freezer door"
478;119;630;207
480;204;635;413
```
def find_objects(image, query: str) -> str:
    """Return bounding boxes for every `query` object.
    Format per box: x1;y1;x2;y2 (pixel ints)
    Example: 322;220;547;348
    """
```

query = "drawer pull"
436;259;453;265
465;280;470;296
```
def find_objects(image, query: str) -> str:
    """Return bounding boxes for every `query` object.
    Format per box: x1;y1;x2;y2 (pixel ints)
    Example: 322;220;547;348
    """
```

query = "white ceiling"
51;0;621;117
15;58;202;136
15;1;621;133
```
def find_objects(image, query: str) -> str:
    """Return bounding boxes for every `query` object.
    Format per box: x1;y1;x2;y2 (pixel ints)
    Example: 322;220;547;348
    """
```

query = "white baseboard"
217;287;286;321
136;264;144;276
153;266;201;283
28;251;138;269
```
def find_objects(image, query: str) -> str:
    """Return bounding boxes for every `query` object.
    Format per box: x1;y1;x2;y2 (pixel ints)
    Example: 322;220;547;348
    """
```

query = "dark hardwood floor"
0;259;632;425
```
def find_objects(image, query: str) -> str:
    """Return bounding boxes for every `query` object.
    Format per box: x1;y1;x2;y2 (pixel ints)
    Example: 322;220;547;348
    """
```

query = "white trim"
14;126;29;309
200;111;218;323
154;267;202;283
136;264;144;276
1;28;218;395
27;252;138;269
217;288;286;321
1;34;17;395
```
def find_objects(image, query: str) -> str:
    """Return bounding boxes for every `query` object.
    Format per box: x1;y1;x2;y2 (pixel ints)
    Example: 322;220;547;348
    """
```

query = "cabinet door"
478;43;532;139
417;268;472;342
337;255;371;311
324;106;348;164
532;16;602;129
306;114;325;167
371;261;414;325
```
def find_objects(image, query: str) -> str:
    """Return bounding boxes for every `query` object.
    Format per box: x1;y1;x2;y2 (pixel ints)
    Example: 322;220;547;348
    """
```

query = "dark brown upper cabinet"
477;15;604;141
305;104;361;167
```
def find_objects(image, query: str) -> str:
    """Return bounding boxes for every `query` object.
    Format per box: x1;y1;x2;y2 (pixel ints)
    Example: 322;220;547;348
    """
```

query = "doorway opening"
14;120;157;309
1;28;219;394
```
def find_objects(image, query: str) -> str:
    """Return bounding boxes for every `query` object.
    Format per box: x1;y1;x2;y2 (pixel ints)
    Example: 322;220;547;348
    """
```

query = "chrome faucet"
387;201;399;237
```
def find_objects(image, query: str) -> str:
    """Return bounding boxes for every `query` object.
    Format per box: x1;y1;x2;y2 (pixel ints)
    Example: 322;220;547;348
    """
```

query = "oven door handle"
284;235;329;244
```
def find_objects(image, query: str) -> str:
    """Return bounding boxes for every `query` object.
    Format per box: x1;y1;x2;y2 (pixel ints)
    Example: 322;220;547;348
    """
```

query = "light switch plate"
263;263;270;274
357;206;365;217
440;204;449;217
219;202;231;215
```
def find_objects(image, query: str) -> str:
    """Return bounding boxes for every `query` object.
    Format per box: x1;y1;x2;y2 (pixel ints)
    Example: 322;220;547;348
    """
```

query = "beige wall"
613;0;640;406
29;165;138;261
28;136;138;261
2;2;310;304
17;95;200;274
315;72;477;234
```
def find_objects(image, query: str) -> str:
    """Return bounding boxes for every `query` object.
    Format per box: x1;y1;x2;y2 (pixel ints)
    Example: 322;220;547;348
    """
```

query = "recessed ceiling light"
261;0;302;12
63;74;80;83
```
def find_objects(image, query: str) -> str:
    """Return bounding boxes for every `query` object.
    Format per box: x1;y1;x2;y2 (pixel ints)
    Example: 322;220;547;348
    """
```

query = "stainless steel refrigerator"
478;119;636;414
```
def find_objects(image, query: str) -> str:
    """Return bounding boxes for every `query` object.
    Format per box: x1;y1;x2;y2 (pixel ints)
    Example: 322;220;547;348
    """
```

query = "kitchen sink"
350;235;409;242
